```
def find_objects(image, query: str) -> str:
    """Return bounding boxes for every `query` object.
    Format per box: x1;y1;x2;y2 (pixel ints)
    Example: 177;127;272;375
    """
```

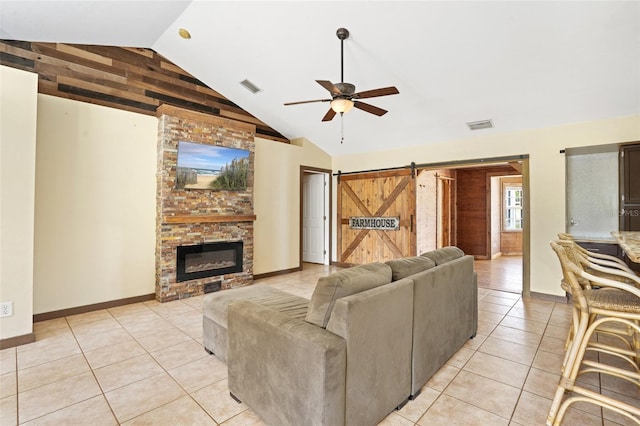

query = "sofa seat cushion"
305;262;392;328
204;285;309;329
385;256;436;280
420;246;465;265
203;285;309;361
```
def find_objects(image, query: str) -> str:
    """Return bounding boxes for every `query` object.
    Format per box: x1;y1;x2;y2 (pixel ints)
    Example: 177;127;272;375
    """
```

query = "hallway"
475;255;523;294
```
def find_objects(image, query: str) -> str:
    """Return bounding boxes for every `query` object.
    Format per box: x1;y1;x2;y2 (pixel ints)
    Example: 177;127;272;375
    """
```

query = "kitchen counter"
611;231;640;263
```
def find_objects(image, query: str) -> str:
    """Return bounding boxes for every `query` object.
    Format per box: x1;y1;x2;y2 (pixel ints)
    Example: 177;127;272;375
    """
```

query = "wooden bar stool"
553;239;640;364
558;233;634;274
554;239;639;372
548;241;640;425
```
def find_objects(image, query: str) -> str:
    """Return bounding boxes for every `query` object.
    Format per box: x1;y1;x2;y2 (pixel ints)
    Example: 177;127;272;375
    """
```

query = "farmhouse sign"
349;217;400;231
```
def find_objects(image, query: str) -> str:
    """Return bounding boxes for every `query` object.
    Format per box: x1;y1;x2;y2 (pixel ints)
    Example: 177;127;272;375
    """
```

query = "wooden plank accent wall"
456;165;520;258
501;231;523;255
0;40;288;143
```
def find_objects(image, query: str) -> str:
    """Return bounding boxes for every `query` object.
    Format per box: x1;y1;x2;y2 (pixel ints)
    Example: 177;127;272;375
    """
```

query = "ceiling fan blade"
321;108;337;122
316;80;342;96
353;86;399;99
353;101;388;116
284;99;331;106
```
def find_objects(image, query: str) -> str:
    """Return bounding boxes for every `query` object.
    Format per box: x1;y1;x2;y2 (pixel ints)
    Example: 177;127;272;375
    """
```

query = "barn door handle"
410;215;414;232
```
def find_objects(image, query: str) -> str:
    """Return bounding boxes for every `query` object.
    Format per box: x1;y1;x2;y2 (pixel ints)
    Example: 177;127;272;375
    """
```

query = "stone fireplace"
156;105;255;302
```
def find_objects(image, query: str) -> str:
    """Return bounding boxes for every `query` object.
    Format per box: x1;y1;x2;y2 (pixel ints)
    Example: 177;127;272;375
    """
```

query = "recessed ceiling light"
467;119;494;130
240;79;262;94
178;28;191;39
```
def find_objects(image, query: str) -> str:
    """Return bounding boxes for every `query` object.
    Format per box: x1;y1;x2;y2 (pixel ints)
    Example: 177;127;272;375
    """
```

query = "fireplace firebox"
176;241;243;282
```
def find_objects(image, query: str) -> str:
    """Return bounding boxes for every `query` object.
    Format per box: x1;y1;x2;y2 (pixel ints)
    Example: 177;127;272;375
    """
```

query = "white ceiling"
2;1;639;156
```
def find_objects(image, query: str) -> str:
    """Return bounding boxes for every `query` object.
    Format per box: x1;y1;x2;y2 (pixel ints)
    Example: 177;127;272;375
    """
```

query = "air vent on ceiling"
467;119;494;131
239;79;262;94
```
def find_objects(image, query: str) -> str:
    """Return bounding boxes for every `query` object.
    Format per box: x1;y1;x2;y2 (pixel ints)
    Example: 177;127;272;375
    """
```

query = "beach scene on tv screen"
176;141;250;190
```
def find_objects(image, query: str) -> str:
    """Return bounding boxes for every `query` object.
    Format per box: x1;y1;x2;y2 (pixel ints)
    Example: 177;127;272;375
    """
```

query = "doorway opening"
437;174;455;248
415;157;529;296
300;166;332;266
474;174;523;293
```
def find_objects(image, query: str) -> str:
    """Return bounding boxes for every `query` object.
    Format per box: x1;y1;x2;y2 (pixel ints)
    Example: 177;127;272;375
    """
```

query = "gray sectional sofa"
202;246;477;426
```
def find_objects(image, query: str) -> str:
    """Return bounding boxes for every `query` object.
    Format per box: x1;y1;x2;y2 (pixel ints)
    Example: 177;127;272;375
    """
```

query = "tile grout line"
11;274;622;425
70;312;122;426
508;299;551;425
107;299;222;425
14;301;210;425
15;315;110;425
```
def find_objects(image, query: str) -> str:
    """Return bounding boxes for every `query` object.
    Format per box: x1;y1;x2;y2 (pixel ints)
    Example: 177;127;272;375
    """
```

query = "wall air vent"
239;79;262;94
467;119;494;130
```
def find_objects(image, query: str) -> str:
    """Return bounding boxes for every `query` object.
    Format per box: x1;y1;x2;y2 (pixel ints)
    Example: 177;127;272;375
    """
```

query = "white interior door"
303;173;326;264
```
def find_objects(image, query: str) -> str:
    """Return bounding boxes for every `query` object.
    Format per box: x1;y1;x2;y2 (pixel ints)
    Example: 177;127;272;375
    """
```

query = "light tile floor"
1;263;637;425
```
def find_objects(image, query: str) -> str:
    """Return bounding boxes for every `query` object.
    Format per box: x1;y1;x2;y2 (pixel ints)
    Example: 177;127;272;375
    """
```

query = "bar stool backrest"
550;241;590;312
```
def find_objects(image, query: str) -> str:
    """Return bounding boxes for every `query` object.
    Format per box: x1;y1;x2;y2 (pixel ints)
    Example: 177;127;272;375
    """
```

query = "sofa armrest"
409;255;477;395
326;278;414;426
227;300;346;426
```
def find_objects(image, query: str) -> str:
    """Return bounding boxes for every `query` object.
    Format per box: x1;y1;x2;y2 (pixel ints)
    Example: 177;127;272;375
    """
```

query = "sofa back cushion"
385;256;435;281
420;246;465;265
305;262;392;328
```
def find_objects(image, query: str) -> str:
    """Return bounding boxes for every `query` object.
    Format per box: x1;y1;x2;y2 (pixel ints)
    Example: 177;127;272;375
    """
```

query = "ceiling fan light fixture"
331;98;354;113
283;28;398;123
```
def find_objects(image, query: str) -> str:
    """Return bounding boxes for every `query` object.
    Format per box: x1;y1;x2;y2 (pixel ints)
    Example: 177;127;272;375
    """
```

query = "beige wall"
33;95;157;314
7;77;638;321
26;94;330;314
253;137;332;275
332;115;640;296
0;66;38;339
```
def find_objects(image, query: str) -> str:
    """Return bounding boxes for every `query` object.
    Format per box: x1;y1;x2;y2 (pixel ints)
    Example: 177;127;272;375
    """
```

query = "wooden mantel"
162;214;257;224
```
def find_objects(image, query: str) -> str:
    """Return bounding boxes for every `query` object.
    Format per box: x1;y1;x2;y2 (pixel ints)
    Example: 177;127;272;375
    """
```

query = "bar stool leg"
547;310;590;425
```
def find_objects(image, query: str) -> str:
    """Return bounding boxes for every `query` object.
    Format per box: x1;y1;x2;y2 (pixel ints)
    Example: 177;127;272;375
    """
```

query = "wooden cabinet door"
337;170;416;265
620;143;640;231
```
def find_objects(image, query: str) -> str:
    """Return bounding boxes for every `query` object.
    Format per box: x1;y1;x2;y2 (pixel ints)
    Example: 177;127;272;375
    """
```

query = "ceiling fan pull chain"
340;112;344;144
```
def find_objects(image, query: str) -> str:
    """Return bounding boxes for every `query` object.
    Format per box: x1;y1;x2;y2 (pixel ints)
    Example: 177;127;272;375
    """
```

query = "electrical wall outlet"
0;302;13;318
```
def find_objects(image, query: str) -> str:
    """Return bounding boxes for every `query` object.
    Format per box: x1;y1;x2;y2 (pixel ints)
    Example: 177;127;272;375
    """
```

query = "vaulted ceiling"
0;40;290;142
1;1;639;156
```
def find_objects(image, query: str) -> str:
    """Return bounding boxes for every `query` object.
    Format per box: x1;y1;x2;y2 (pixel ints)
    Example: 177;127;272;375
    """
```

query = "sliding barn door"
338;170;416;265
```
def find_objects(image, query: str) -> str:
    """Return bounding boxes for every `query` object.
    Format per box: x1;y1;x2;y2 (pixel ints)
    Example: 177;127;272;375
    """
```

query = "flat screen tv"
175;141;250;190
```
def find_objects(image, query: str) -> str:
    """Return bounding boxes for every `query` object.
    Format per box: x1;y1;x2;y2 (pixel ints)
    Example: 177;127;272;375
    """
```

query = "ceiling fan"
284;28;399;122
